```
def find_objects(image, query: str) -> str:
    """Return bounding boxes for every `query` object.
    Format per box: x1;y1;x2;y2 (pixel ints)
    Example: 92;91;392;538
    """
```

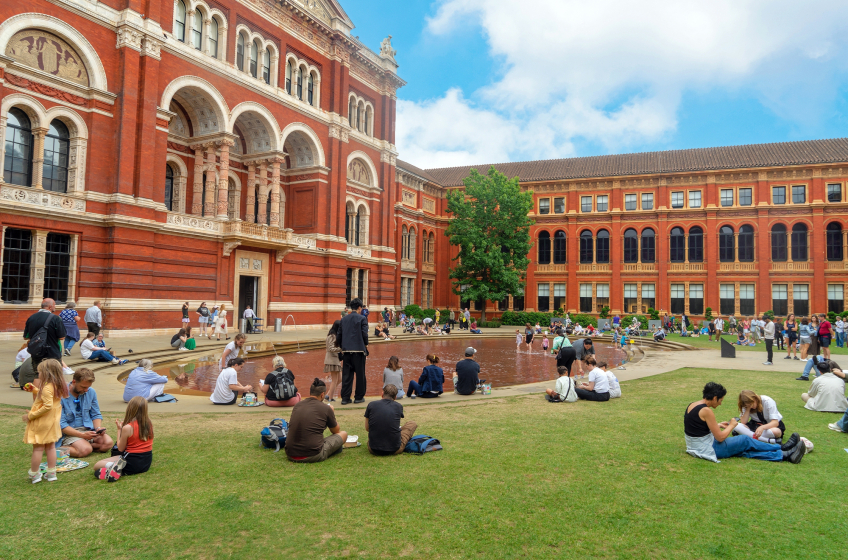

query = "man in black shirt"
338;297;369;404
454;346;481;395
23;298;66;366
364;384;417;455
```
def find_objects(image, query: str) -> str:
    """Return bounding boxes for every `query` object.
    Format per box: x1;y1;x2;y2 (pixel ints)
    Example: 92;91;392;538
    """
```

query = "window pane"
537;232;551;264
642;284;655;297
625;194;637;211
739;188;752;206
720;284;735;315
44;233;70;303
539;199;550;214
581;196;592;212
624;284;637;298
792;185;806;204
827;184;842;203
688;229;703;262
671;284;685;298
671;192;684;208
641;229;655;263
596;195;608;212
721;189;733;207
772;284;787;316
4;108;33;186
771;227;787;261
829;284;844;313
826;224;842;261
597;283;610;298
579;232;593;264
43;120;69;193
641;193;653;210
688;191;701;208
623;230;638;263
553;197;565;213
553;231;566;264
1;228;32;303
689;284;704;315
793;284;809;316
596;231;609;263
772;186;786;204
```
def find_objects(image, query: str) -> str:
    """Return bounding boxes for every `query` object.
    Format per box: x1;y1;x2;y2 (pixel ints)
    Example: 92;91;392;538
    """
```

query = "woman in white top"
210;357;252;405
214;304;230;341
598;360;621;399
574;357;610;401
732;390;786;444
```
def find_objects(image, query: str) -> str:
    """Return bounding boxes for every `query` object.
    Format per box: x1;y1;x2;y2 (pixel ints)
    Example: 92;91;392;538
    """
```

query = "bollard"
275;318;282;332
240;318;247;333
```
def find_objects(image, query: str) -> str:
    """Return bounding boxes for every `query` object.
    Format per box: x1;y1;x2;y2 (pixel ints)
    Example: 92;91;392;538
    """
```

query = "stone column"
66;235;79;303
787;233;793;263
314;79;321;108
684;233;689;264
28;230;49;304
245;164;256;223
217;139;232;218
203;143;217;217
843;229;848;263
191;145;204;215
31;128;48;189
203;18;211;56
733;232;739;263
269;157;283;227
257;161;268;225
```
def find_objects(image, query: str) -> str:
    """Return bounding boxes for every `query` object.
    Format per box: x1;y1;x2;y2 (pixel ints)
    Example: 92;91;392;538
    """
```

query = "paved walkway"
1;327;807;413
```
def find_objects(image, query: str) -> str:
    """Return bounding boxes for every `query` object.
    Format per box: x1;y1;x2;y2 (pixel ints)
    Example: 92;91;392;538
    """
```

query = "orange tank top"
125;420;154;453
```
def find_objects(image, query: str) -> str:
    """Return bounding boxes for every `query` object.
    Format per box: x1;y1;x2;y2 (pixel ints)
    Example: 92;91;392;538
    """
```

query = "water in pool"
144;337;629;397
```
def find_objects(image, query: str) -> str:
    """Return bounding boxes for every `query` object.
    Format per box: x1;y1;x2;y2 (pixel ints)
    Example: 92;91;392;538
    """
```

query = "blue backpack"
260;418;288;452
403;435;442;454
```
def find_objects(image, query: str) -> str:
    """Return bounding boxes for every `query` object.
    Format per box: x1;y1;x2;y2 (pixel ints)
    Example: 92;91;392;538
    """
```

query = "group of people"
182;302;232;340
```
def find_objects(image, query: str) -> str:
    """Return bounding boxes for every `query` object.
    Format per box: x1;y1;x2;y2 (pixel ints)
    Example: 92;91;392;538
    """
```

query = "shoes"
63;349;71;356
111;359;119;364
118;359;129;365
784;356;792;360
225;337;231;340
340;399;352;405
793;356;800;360
762;362;773;366
783;439;806;464
828;423;845;432
410;394;417;399
178;348;189;351
796;376;809;381
29;470;42;484
354;399;365;404
45;470;57;482
781;433;800;451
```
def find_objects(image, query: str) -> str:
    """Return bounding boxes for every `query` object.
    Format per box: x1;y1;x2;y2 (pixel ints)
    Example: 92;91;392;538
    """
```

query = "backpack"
403;435;442;454
27;314;57;361
260;418;288;451
270;368;297;401
153;393;178;403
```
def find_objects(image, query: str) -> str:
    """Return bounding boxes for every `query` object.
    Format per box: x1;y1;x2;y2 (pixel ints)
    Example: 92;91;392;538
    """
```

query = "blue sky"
344;1;848;169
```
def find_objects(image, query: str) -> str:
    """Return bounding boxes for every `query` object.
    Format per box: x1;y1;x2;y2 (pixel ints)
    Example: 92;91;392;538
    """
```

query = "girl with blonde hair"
93;396;155;481
733;390;787;444
22;359;69;483
214;304;229;341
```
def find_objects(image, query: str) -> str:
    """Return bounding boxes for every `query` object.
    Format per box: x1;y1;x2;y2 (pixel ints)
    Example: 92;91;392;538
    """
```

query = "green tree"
445;167;534;322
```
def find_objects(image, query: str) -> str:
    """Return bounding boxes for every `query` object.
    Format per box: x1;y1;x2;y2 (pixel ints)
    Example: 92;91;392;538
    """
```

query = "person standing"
774;317;785;351
763;316;775;366
338;297;369;404
84;301;103;335
22;359;68;483
243;305;256;333
181;301;190;329
449;309;456;328
434;308;441;326
818;313;833;360
59;302;82;356
219;333;247;368
714;316;724;340
196;302;210;338
362;305;370;323
836;316;845;348
785;314;799;360
463;308;471;328
323;321;342;402
214;304;229;341
24;298;66;367
208;305;219;340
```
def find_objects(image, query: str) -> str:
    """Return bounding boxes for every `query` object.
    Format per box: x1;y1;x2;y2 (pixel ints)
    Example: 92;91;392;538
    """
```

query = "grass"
1;367;846;559
645;331;848;356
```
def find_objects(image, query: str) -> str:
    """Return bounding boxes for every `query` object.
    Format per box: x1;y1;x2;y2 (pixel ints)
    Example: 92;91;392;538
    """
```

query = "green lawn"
2;367;846;559
647;331;848;356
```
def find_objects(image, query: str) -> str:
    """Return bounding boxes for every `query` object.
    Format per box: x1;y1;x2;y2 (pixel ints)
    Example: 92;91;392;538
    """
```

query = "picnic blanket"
40;458;89;473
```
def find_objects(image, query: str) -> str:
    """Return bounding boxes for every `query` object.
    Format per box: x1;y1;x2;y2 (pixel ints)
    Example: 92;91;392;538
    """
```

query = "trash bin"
275;318;282;332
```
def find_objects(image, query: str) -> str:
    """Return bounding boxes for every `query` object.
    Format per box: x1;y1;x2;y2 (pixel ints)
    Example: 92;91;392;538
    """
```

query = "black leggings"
556;347;577;374
575;388;610;401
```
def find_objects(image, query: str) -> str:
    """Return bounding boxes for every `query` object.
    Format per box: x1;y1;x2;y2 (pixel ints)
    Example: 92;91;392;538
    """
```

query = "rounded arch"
160;76;229;132
229;101;281;153
346;150;379;188
0;13;109;91
281;122;325;168
640;226;656;236
166;152;189;177
44;105;88;139
688;225;704;235
1;93;47;128
226;168;241;189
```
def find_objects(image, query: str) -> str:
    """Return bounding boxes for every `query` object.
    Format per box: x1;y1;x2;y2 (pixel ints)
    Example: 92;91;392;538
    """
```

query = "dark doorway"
239;276;258;325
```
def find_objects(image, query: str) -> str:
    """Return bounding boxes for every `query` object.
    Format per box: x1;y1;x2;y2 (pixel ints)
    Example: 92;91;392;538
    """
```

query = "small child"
598;361;621;399
515;329;522;348
93;396;155;481
23;359;69;484
545;366;577;402
542;334;549;352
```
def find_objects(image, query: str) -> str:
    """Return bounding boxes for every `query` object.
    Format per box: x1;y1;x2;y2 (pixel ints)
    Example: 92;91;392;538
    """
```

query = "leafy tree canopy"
445;167;534;321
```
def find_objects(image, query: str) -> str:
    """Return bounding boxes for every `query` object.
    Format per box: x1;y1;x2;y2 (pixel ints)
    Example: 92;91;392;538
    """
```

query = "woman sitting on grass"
733;390;787;444
93;396;154;481
407;354;444;399
684;382;805;463
574;357;610;402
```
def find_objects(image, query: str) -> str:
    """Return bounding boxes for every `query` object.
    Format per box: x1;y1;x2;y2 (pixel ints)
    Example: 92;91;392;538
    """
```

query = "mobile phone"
95;427;106;434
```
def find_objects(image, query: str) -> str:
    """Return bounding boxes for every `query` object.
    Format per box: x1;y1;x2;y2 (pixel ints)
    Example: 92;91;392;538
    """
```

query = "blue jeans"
713;435;782;461
837;332;845;348
89;349;115;362
801;358;823;379
837;410;848;432
407;380;439;398
65;338;78;352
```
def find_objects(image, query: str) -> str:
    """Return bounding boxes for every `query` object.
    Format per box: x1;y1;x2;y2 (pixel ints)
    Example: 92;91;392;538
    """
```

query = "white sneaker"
29;471;42;484
63;367;75;375
111;359;119;364
762;362;773;365
179;347;189;351
828;423;844;432
45;471;57;482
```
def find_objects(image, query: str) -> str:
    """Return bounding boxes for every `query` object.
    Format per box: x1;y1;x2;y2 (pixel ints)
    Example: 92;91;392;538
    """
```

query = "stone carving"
422;198;436;214
347;246;372;258
292;235;316;249
116;27;144;51
348;159;370;185
328;124;350;143
4;73;86;106
5;29;90;86
166;213;221;232
276;248;293;262
1;186;85;211
253;259;262;270
141;36;162;59
223;242;240;257
402;190;416;207
380;36;397;59
240;257;249;269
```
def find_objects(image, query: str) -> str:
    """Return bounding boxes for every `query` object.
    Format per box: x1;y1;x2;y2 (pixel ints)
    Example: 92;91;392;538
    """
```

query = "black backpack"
27;315;56;360
270;368;297;401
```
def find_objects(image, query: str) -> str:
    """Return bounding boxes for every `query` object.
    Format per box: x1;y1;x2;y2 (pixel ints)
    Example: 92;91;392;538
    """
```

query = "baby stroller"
403;323;417;334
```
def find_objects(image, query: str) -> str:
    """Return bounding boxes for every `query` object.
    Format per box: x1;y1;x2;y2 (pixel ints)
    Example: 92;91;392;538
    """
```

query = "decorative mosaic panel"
5;29;90;86
402;189;416;207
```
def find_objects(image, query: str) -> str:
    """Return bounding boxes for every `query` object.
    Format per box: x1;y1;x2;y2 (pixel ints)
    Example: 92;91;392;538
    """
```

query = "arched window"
623;228;638;263
738;225;754;262
356;207;367;246
791;223;808;261
42;120;70;193
164;164;174;211
826;222;843;261
4;108;33;186
297;67;303;99
553;230;566;264
401;225;408;259
641;228;655;263
579;230;593;263
596;229;610;263
250;40;259;78
237;33;245;70
688;226;703;262
537;231;551;264
349;97;355;127
286;61;293;94
365;106;372;136
209;18;218;58
408;228;416;260
719;226;735;262
307;73;314;105
771;224;787;262
356;103;362;130
263;49;271;85
175;0;187;42
429;232;435;263
422;233;429;264
670;227;685;262
192;10;202;50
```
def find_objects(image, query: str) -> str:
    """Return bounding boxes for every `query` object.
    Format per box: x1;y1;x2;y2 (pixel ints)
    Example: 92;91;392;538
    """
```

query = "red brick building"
2;1;848;336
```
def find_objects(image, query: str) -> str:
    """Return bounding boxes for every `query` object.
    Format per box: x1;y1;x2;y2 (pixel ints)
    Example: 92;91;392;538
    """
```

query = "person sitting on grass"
599;361;621;399
93;396;155;481
80;332;128;365
364;384;418;455
453;347;481;395
732;390;788;444
408;354;444;399
545;365;578;403
122;359;168;402
285;378;347;463
575;357;610;402
260;356;302;407
59;369;115;458
210;357;253;405
802;360;848;413
684;382;806;463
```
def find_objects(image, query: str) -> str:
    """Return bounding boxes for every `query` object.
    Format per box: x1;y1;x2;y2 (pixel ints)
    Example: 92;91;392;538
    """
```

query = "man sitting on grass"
286;378;347;463
364;384;417;455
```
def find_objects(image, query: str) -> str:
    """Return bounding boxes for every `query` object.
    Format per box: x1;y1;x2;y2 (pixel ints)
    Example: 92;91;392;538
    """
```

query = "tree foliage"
445;167;534;322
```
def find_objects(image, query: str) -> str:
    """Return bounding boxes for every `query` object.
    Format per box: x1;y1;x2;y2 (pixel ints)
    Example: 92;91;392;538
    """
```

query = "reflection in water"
142;338;628;397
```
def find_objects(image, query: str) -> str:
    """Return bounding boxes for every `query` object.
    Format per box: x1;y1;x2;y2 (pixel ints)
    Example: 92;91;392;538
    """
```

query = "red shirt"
126;420;154;453
820;321;833;336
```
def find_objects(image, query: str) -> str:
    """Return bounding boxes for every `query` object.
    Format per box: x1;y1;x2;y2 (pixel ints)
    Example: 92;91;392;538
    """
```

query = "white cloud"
397;0;848;167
